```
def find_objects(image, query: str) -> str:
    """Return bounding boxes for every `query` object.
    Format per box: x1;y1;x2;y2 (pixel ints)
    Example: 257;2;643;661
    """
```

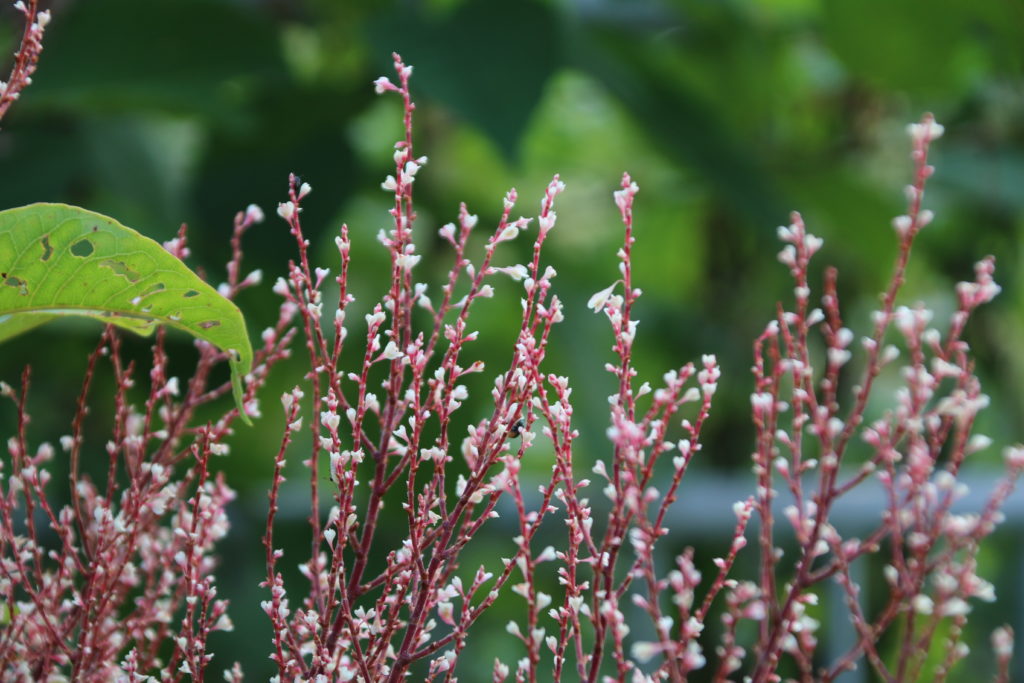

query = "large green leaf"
0;203;252;423
24;0;286;119
367;0;563;160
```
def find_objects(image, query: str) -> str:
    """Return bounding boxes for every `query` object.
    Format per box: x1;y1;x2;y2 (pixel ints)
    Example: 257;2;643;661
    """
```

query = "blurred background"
1;0;1023;679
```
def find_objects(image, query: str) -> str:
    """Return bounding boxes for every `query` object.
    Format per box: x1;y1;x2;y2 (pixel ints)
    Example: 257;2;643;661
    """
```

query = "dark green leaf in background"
368;0;563;160
23;0;286;119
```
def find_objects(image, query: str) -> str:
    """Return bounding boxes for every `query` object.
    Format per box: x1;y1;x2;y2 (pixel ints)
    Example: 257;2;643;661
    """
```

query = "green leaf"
368;0;563;160
821;0;981;95
0;203;253;424
570;30;786;228
25;0;286;120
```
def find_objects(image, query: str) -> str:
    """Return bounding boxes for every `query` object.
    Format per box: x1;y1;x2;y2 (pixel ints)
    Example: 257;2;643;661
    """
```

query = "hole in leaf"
3;276;28;295
70;238;94;257
137;282;166;300
40;236;53;261
184;290;200;298
199;320;220;329
99;259;141;283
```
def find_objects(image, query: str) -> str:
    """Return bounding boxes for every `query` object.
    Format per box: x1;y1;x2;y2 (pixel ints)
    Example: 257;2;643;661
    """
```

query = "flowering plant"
0;5;1018;680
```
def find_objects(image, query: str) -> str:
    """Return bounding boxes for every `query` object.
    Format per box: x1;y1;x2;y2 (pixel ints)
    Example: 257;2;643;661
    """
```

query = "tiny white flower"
538;212;556;234
892;215;913;236
498;226;519;242
245;203;264;223
912;594;934;615
396;253;421;270
277;201;295;221
587;282;618;313
907;119;945;142
381;341;402;361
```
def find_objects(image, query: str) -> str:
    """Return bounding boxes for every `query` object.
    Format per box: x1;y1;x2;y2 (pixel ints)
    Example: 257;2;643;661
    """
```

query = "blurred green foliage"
1;0;1022;679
